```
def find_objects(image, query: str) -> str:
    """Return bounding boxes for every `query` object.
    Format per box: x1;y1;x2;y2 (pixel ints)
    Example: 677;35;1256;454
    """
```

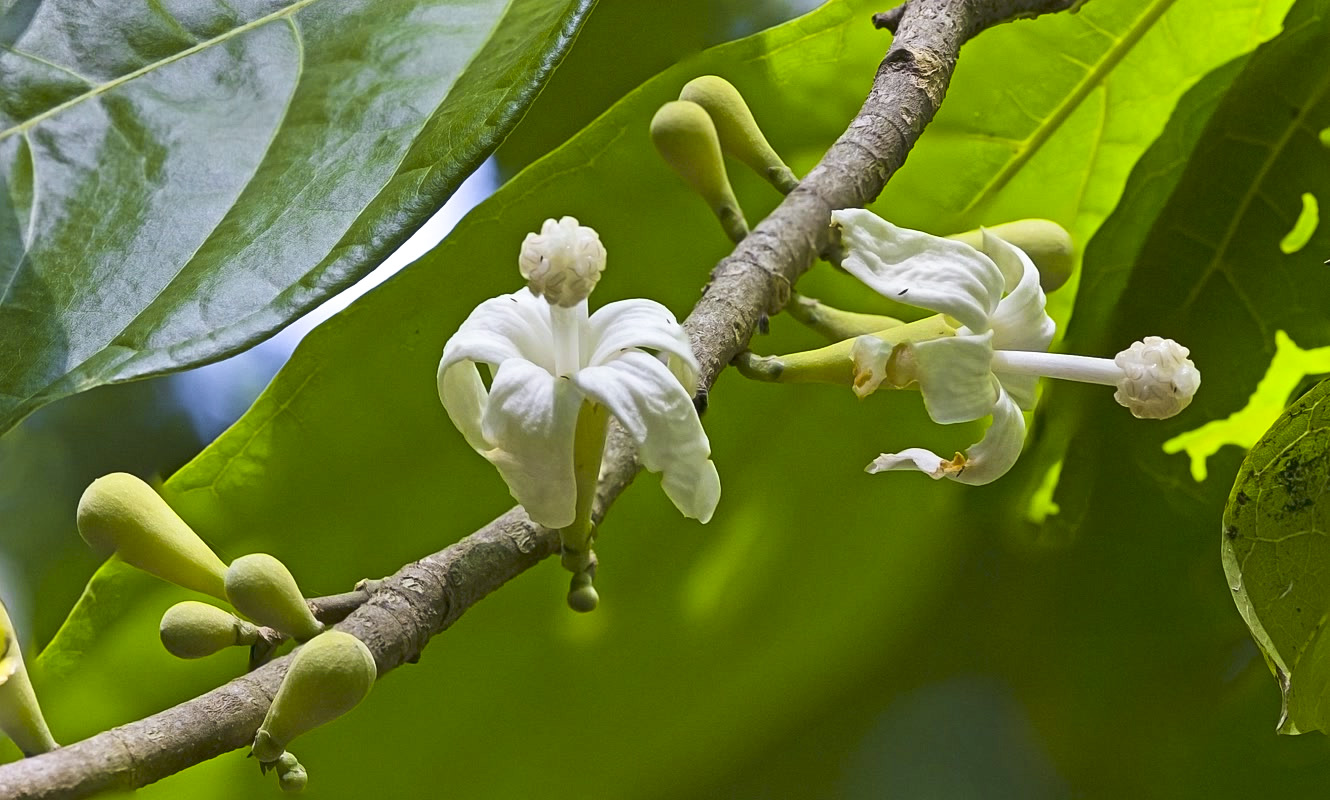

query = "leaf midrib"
0;0;319;142
960;0;1177;215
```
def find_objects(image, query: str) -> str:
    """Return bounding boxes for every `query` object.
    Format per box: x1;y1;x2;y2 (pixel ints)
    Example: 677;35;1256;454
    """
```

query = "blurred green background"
6;0;1330;797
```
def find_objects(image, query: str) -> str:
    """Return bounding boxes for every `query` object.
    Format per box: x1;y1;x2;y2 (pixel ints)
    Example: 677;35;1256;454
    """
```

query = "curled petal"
832;208;1004;333
437;361;491;454
480;359;581;529
866;448;951;478
954;382;1027;485
573;351;720;523
980;230;1055;409
439;288;555;374
911;332;997;424
865;380;1026;486
585;298;700;393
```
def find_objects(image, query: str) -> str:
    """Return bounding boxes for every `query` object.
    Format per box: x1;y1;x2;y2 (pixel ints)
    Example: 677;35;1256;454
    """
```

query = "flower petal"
572;351;719;523
850;336;894;398
866;448;950;478
480;358;581;529
865;379;1025;486
832;208;1004;332
979;230;1055;409
585;298;700;393
910;331;997;424
951;381;1027;485
437;361;492;453
439;287;555;374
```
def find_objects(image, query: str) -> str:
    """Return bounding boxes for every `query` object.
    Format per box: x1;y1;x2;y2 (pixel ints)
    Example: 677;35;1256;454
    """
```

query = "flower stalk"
562;401;609;612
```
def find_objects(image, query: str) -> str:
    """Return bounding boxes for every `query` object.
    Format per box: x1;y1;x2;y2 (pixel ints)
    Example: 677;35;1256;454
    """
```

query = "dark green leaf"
1224;380;1330;734
0;0;594;436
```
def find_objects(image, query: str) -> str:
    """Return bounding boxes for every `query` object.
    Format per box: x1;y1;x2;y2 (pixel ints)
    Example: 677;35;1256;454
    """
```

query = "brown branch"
0;1;1082;797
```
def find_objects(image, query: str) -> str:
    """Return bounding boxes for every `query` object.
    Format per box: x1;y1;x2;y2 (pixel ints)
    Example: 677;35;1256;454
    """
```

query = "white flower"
832;208;1200;485
437;217;720;528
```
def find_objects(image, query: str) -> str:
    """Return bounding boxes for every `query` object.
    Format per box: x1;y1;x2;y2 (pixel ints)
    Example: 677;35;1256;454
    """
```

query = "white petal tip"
519;217;607;306
865;449;951;479
1113;336;1200;419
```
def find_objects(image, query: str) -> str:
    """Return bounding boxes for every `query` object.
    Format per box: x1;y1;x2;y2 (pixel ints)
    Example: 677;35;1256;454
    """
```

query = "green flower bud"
251;632;377;763
276;751;308;793
0;600;57;756
77;473;228;600
679;76;798;194
650;100;748;243
159;601;260;659
225;554;324;642
947;219;1074;292
566;570;599;614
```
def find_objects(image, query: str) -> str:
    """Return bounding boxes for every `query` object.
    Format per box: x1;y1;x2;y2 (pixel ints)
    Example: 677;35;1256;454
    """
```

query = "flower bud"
225;554;324;642
1113;337;1200;419
679;76;798;193
0;600;57;756
650;100;748;242
159;600;260;659
276;751;308;793
251;631;377;763
519;217;607;307
947;219;1074;292
77;473;228;600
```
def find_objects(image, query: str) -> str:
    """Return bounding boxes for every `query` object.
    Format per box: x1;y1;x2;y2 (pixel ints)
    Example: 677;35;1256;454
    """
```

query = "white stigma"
1112;336;1200;419
519;216;607;307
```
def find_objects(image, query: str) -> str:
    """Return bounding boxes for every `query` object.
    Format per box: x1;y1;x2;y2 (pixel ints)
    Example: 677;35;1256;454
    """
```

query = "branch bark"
0;1;1082;796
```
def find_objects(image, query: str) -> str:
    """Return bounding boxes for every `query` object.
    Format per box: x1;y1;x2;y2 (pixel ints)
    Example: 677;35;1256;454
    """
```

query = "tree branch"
0;1;1082;796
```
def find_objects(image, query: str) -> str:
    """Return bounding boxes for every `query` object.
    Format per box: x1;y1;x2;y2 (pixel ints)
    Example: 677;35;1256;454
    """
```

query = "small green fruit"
251;631;377;763
225;554;324;642
650;100;748;242
679;76;798;193
159;601;260;659
0;600;57;756
77;473;228;600
948;219;1074;292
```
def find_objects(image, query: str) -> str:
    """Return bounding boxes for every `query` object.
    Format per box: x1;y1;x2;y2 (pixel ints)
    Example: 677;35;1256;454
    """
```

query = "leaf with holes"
0;0;593;436
1224;380;1330;734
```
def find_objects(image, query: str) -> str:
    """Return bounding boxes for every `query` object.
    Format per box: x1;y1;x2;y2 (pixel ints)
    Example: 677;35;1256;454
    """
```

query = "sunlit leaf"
0;0;594;436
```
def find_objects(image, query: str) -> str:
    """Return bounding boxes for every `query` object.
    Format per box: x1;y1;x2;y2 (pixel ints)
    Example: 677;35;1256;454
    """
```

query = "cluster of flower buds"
650;76;798;242
75;473;374;791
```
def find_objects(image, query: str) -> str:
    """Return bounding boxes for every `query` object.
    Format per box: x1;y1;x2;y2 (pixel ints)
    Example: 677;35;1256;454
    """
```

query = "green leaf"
1025;0;1330;752
875;0;1289;250
1224;379;1330;735
1044;0;1330;537
0;0;594;436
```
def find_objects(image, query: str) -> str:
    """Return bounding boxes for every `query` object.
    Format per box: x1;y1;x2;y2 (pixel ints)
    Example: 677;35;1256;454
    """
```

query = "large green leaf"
1017;0;1330;768
1045;0;1330;541
32;0;1298;796
0;0;594;436
1224;380;1330;735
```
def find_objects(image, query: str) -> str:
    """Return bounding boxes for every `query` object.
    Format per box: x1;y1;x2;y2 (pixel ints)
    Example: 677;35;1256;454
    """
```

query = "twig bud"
650;100;748;242
225;554;324;642
77;473;228;600
679;76;798;193
0;600;57;756
159;601;260;659
251;631;377;763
